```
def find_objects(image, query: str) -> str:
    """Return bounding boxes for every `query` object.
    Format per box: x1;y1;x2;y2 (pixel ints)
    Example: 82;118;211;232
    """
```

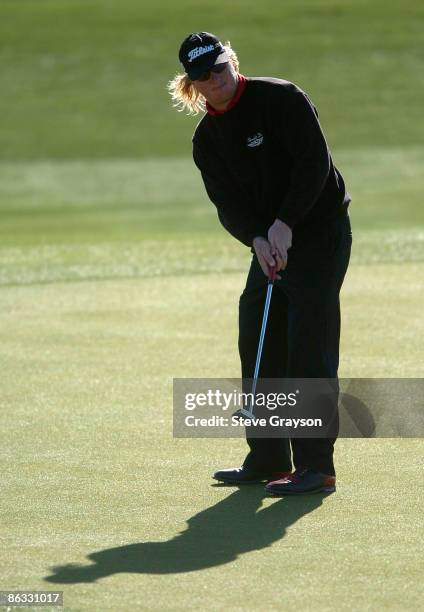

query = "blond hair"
167;43;240;115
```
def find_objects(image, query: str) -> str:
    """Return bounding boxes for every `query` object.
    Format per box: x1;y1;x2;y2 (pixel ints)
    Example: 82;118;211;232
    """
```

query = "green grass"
0;0;423;610
1;154;423;611
1;0;424;158
1;274;423;610
0;150;423;290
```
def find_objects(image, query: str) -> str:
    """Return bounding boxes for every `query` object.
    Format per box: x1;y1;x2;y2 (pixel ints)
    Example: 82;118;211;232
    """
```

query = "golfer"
169;32;352;495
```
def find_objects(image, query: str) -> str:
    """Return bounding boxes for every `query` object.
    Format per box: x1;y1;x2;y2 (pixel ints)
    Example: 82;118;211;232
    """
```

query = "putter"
239;264;277;418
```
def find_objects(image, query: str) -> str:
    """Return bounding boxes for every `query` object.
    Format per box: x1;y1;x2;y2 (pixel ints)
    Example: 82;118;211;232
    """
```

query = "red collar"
206;75;247;116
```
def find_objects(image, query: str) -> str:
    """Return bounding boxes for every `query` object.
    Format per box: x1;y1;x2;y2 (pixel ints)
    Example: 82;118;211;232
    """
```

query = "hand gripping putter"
239;265;277;418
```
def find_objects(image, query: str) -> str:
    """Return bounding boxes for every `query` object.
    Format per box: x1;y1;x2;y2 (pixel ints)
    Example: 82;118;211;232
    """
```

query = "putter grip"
268;265;277;281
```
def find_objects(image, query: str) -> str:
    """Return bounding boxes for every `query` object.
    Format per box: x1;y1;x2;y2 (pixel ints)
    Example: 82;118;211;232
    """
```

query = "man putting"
169;32;352;495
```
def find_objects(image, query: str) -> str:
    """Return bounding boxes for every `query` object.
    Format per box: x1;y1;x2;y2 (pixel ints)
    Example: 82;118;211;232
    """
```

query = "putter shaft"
241;271;276;417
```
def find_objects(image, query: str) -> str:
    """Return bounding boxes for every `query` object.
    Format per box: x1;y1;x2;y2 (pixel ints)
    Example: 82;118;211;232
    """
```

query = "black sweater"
192;77;350;247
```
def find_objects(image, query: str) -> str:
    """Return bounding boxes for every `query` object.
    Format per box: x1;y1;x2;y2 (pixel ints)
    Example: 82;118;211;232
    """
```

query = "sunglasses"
195;62;228;82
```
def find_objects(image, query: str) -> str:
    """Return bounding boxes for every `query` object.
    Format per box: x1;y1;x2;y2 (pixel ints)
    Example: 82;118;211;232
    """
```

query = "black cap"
178;32;229;80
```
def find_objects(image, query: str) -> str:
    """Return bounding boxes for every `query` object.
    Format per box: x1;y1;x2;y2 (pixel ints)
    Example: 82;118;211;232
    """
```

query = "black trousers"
239;212;352;476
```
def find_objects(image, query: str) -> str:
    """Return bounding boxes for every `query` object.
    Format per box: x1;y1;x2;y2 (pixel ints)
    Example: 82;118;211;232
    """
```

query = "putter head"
232;407;255;420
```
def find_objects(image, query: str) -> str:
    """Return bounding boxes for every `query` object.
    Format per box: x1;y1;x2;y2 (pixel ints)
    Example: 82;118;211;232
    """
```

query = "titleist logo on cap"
187;44;216;63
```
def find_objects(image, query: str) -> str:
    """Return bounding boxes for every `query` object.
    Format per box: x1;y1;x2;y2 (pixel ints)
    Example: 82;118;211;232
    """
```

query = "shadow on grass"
44;488;329;583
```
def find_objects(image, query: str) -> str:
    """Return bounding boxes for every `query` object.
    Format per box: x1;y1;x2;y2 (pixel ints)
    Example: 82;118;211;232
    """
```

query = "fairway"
1;1;423;611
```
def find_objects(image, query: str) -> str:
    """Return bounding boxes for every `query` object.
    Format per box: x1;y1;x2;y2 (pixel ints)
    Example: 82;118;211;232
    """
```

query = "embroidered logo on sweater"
247;133;264;147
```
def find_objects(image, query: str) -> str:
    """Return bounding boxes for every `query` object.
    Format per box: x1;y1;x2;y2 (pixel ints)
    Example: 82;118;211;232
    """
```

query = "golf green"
1;0;423;610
